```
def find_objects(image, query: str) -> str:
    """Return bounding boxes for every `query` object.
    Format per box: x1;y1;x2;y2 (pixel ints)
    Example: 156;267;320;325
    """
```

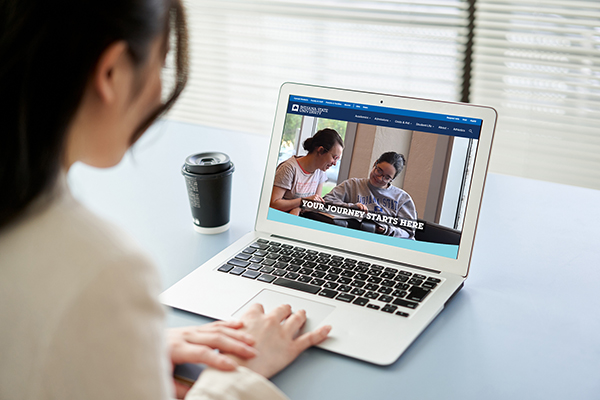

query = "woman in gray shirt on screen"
0;1;330;399
324;152;418;239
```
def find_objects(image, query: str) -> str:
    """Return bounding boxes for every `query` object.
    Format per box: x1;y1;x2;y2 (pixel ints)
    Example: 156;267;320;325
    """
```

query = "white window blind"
164;0;470;136
471;0;600;189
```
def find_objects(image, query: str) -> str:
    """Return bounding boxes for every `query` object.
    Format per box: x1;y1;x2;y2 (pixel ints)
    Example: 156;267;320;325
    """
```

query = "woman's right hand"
354;203;368;212
226;304;331;378
303;194;324;203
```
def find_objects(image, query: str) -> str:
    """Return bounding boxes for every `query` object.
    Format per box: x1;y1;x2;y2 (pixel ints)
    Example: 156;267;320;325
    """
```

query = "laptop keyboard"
217;239;442;318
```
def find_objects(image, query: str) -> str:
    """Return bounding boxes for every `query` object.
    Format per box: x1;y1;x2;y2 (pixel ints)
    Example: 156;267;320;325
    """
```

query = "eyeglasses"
373;166;394;182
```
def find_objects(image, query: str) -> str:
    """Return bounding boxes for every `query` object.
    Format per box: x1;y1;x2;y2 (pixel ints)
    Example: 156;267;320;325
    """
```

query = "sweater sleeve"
323;179;353;206
386;192;418;239
186;367;288;400
40;253;174;399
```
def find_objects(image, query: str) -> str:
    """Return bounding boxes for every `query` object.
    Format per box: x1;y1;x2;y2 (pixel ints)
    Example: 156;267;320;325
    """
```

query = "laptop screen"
266;93;483;260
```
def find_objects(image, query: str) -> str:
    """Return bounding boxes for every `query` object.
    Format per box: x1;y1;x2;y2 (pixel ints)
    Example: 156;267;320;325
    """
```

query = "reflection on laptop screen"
267;94;482;260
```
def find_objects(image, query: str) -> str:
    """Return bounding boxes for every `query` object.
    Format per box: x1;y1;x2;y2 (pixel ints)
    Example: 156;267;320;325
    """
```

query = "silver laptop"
160;83;497;365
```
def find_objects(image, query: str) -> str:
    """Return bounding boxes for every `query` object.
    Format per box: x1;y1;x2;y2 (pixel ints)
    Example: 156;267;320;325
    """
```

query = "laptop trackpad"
232;289;335;335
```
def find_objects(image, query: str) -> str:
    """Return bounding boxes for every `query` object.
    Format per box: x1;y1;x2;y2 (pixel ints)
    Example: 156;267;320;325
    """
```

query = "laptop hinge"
269;234;442;275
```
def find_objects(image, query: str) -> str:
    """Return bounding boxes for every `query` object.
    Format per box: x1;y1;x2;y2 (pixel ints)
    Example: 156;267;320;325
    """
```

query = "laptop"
160;83;497;365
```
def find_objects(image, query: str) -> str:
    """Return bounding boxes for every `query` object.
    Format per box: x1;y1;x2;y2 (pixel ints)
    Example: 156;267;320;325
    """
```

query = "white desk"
69;120;600;400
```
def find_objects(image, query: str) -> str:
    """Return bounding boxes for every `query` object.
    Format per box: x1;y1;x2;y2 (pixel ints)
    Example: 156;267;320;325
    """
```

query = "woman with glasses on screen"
270;128;344;216
0;1;330;399
323;152;417;239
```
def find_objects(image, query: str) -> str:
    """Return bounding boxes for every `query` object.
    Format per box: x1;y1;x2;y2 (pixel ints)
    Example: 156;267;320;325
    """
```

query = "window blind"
471;0;600;189
164;0;471;136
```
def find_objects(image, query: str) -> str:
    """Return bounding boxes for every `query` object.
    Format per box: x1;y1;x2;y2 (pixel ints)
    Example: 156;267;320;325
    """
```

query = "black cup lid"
185;152;231;174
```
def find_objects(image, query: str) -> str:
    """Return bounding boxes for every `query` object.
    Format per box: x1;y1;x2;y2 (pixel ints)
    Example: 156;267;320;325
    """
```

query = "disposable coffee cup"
182;152;235;234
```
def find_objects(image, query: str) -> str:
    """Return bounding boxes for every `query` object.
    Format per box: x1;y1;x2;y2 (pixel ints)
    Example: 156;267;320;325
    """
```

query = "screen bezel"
255;83;497;277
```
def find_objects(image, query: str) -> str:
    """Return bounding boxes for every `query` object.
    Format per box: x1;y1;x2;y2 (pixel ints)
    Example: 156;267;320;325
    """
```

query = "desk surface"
69;121;600;400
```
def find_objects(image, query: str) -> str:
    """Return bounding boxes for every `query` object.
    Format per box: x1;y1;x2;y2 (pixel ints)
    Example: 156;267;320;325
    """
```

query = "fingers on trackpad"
232;289;335;334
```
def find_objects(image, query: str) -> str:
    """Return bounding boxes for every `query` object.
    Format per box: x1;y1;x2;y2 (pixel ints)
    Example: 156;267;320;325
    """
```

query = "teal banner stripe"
267;209;459;259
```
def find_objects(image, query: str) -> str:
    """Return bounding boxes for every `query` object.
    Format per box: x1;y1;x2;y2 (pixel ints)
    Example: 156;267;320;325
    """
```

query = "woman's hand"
303;194;324;203
354;203;368;212
167;321;259;397
226;304;331;378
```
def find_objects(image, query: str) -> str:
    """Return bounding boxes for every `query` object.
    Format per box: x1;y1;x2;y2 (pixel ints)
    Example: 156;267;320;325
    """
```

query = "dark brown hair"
0;0;188;228
302;128;344;155
375;152;406;179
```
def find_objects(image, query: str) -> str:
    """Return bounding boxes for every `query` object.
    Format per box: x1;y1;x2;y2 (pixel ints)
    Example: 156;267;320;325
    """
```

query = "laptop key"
228;259;250;268
350;288;365;296
335;293;355;303
272;278;320;294
285;272;300;280
318;289;338;298
272;269;287;277
242;270;261;279
230;267;246;275
235;253;252;261
407;287;431;302
311;278;326;286
381;305;397;313
243;247;257;254
351;280;366;288
257;274;276;283
218;264;233;273
395;311;410;317
324;281;339;289
352;297;369;306
366;304;380;310
297;275;312;283
250;243;269;249
247;263;262;271
365;291;379;300
392;299;419;309
259;266;274;273
324;273;339;281
378;287;392;294
337;285;352;293
379;295;393;303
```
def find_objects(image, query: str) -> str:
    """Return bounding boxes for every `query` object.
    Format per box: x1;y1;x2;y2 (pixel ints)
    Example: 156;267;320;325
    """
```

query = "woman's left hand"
167;321;258;397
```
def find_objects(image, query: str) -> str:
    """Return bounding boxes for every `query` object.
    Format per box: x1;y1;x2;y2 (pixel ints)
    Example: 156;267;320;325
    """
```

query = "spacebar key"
273;278;321;294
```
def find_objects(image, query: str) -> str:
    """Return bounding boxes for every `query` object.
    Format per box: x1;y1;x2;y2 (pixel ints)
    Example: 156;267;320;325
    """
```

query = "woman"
323;152;418;239
270;128;343;215
0;1;330;399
